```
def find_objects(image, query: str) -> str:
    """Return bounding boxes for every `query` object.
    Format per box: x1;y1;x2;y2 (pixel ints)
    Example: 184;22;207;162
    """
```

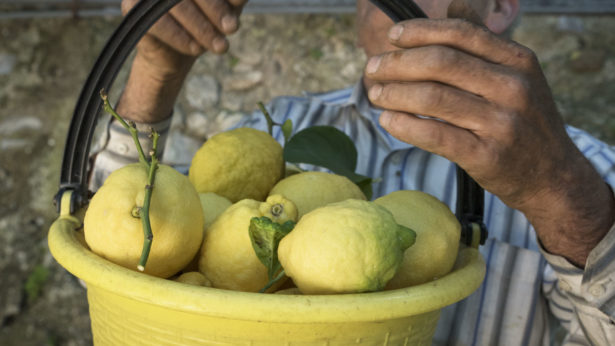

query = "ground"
0;12;614;346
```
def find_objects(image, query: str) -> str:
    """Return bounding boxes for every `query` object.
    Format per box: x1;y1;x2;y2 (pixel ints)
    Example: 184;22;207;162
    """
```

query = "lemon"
269;171;366;219
174;271;212;287
180;192;233;273
198;195;297;292
84;163;204;278
274;287;302;295
374;190;460;288
278;199;415;294
189;127;284;202
199;192;233;230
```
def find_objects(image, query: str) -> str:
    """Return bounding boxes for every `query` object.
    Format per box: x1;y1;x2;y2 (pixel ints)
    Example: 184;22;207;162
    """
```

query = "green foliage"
24;265;49;304
309;47;324;60
249;217;295;292
256;103;374;199
249;216;295;281
283;126;373;199
228;55;240;68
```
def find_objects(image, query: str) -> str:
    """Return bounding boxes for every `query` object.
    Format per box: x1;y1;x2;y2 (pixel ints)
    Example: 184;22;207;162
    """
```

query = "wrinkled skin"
361;0;615;267
117;0;247;123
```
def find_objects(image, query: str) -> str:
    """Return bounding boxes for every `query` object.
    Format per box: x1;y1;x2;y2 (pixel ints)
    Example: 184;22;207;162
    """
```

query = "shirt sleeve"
539;184;615;345
88;115;172;192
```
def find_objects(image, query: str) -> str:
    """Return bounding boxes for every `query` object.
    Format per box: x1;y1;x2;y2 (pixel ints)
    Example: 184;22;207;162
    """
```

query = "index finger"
387;18;536;70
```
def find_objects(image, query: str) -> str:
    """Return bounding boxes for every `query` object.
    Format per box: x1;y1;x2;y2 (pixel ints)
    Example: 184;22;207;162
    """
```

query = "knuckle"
428;46;459;70
491;111;519;147
512;44;539;69
450;18;472;30
388;49;406;65
379;84;396;104
196;20;216;39
503;74;529;100
421;83;445;109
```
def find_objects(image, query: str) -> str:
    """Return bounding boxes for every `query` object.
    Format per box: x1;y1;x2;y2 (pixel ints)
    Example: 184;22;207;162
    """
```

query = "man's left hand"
365;18;615;267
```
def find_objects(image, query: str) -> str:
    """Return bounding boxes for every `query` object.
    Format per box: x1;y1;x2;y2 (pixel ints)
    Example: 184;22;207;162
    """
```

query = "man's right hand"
121;0;247;75
115;0;247;123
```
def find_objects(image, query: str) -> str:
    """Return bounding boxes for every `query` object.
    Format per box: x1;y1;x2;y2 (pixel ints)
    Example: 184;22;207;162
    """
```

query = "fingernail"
366;56;381;74
222;15;237;33
389;25;403;41
213;37;228;53
369;84;383;100
189;42;202;55
379;110;392;127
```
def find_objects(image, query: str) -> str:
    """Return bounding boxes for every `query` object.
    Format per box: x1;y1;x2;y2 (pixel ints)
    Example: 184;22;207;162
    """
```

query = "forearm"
117;51;196;123
521;153;615;268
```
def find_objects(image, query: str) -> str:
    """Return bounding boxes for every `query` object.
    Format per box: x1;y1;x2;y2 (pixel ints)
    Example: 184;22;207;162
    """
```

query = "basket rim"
49;216;486;324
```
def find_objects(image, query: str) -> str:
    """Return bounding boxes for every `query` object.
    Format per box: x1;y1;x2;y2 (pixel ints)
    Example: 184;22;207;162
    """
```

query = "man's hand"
116;0;247;123
121;0;247;76
365;18;615;267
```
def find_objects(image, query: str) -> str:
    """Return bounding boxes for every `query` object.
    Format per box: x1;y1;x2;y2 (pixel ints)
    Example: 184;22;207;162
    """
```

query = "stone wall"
0;11;613;345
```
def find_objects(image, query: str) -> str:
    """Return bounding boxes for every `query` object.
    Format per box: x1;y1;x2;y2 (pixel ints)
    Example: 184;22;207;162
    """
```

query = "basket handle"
56;0;488;246
54;0;182;213
369;0;487;246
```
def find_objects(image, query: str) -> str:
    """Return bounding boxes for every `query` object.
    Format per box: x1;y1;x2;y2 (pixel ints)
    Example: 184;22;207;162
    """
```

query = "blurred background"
0;1;614;345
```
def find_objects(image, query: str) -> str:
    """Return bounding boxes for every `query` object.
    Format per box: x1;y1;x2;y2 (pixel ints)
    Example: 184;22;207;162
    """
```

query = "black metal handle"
55;0;182;213
369;0;487;246
57;0;488;246
368;0;427;22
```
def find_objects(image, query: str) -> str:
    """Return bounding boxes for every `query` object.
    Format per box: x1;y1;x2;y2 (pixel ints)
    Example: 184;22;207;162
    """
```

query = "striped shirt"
91;81;615;345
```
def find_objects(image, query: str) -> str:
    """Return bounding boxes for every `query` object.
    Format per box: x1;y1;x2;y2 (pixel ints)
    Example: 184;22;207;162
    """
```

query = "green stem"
257;101;274;136
137;131;159;272
100;89;148;166
259;269;286;293
99;89;159;272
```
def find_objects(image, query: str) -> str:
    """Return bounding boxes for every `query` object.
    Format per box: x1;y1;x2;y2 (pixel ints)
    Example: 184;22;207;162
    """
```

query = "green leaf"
281;119;293;145
283;126;373;199
249;217;295;280
284;126;358;175
352;174;373;200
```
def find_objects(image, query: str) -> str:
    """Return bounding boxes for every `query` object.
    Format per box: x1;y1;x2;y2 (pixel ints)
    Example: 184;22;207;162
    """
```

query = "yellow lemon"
269;171;366;219
274;287;302;295
181;192;234;272
374;190;460;289
189;127;284;202
278;199;415;294
198;195;297;292
199;192;233;230
174;271;212;287
84;163;204;278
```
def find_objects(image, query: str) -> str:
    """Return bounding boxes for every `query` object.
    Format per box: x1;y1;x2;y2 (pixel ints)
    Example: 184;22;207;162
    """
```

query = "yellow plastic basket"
50;1;487;344
49;192;485;346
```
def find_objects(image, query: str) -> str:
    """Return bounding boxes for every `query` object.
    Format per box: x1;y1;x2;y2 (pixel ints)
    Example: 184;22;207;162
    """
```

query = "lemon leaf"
249;217;295;280
352;174;373;200
281;119;293;144
284;126;373;199
284;126;357;173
